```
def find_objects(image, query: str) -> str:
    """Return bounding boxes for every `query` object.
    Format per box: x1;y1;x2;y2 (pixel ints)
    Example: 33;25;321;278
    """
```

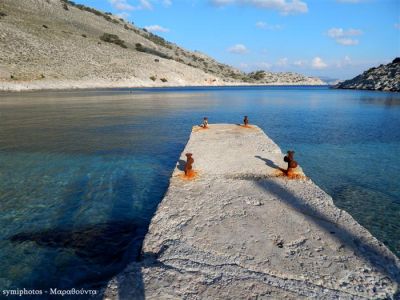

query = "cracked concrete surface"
103;124;400;299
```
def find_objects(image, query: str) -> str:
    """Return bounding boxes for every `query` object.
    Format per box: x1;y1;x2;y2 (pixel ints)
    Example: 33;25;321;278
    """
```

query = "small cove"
0;86;399;293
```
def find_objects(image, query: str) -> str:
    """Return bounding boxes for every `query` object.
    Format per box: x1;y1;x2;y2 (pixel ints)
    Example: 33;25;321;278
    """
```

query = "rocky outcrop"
0;0;325;91
335;58;400;92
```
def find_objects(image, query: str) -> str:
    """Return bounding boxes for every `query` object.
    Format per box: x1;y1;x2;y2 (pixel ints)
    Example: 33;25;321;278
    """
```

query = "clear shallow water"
0;86;399;294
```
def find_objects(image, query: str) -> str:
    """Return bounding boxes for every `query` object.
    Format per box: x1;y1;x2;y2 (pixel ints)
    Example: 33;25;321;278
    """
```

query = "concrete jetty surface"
104;124;400;299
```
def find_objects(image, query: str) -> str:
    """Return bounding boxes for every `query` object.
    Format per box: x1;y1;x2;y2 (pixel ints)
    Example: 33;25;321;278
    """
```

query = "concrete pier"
104;124;399;299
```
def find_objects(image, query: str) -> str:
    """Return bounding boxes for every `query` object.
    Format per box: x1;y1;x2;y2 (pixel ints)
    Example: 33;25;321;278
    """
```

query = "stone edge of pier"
102;124;400;300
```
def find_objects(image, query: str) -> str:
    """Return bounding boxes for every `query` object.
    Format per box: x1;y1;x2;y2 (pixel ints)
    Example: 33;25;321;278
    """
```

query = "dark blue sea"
0;86;399;295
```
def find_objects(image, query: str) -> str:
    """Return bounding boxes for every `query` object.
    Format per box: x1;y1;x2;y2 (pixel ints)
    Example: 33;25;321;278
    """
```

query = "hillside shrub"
62;3;69;10
61;1;120;24
249;70;265;80
150;76;156;81
0;12;7;19
135;43;145;52
100;33;127;48
160;78;168;82
135;43;172;60
141;32;173;50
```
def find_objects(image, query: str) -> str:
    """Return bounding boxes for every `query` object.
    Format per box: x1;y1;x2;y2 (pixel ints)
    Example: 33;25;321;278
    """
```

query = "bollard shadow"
255;155;285;171
177;159;186;171
252;178;400;286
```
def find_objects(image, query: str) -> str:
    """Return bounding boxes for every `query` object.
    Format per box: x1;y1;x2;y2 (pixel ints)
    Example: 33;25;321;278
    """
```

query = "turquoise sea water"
0;86;399;295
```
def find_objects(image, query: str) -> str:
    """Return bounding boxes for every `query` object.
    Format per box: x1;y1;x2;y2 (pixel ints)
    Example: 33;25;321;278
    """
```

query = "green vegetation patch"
0;12;7;19
248;70;266;81
100;33;127;49
60;0;119;24
141;32;173;50
135;43;172;60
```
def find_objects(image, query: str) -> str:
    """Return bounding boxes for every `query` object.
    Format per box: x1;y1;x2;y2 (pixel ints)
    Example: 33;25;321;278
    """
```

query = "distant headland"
334;58;400;92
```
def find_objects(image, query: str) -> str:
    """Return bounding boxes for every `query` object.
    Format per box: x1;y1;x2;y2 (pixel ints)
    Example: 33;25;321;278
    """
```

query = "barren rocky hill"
0;0;325;91
335;58;400;92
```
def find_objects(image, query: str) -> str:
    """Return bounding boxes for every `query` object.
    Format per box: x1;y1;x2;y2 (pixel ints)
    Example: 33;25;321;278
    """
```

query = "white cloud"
256;21;282;30
336;0;365;3
276;57;288;66
116;12;130;19
336;38;359;46
139;0;152;9
327;27;362;46
108;0;152;11
293;59;307;67
327;28;362;38
211;0;308;15
257;62;272;69
144;24;170;32
311;57;327;69
212;0;235;5
237;61;272;71
228;44;248;54
336;55;352;67
256;21;267;28
163;0;172;6
109;0;134;10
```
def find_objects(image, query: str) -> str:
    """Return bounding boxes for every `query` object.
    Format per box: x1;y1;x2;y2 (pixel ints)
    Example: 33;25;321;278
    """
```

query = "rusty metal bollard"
184;153;194;176
202;117;208;128
284;151;298;174
244;116;249;126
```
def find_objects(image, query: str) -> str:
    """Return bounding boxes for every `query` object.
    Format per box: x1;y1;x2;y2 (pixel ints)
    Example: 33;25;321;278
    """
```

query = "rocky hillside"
335;58;400;92
0;0;325;91
244;70;323;85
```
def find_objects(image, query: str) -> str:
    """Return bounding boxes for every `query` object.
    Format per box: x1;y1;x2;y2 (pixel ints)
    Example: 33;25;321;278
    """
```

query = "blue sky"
75;0;399;79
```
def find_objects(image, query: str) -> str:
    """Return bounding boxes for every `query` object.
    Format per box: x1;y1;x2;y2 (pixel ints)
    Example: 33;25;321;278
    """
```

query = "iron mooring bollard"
284;150;298;174
184;153;194;176
244;116;249;126
202;117;208;128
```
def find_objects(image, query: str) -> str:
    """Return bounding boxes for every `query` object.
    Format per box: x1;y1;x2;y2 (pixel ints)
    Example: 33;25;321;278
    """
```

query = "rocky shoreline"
0;79;327;93
334;58;400;92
